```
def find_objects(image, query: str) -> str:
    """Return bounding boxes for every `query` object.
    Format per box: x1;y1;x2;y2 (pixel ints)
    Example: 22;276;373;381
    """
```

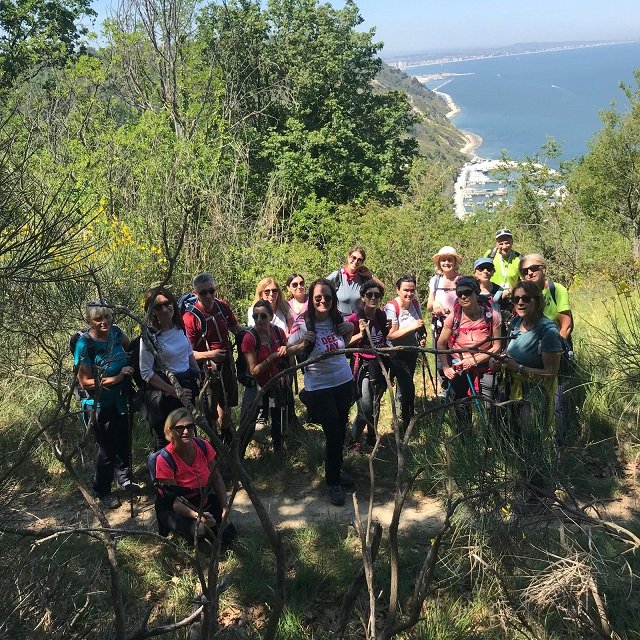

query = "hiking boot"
98;493;121;509
339;470;355;488
119;480;143;496
328;484;345;506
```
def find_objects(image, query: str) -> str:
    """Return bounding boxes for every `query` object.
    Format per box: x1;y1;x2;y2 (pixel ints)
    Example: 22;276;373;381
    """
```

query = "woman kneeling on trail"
347;280;390;451
288;278;355;506
492;280;562;428
140;287;200;450
154;408;236;549
74;301;140;509
436;277;501;430
241;300;290;454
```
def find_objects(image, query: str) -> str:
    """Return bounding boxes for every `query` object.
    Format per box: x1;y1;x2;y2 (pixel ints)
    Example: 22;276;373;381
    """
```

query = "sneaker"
119;480;143;495
339;470;355;488
328;484;345;506
98;493;121;509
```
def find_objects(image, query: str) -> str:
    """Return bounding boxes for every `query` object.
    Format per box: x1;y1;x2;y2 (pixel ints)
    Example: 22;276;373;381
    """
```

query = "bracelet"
518;364;524;375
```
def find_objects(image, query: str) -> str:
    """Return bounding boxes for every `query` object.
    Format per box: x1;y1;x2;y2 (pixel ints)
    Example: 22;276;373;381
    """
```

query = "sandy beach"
432;87;483;158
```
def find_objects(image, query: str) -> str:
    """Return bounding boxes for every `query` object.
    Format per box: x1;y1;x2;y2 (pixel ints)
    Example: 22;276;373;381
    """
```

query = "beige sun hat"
432;246;462;268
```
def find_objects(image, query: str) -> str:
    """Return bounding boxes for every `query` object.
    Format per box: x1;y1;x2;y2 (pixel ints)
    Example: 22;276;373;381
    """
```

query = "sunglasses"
197;288;216;296
290;281;305;288
172;423;195;432
153;300;173;309
364;291;381;300
513;294;538;304
314;294;332;303
252;312;270;320
476;266;494;273
263;288;278;295
349;255;364;264
456;289;475;298
520;264;544;275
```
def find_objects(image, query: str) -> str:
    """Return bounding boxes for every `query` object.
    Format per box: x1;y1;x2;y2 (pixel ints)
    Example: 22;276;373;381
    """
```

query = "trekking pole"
124;376;135;519
420;355;428;412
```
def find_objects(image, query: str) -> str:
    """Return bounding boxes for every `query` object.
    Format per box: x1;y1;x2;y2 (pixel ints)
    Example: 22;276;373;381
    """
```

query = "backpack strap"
488;247;497;259
548;280;557;305
184;303;209;345
390;298;400;318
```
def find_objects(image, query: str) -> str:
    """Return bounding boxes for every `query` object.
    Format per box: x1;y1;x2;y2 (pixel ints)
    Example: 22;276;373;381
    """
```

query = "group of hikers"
73;228;574;549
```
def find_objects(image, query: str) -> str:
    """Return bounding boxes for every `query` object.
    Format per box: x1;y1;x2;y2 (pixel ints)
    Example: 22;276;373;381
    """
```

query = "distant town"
385;39;639;70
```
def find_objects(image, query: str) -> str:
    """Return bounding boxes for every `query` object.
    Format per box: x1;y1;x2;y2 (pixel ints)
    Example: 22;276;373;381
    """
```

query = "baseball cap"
495;228;513;240
473;257;494;270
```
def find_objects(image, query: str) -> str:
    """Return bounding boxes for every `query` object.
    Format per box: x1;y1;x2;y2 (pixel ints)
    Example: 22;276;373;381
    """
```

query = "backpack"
69;325;124;401
235;326;286;387
147;437;208;488
177;292;208;346
448;300;495;350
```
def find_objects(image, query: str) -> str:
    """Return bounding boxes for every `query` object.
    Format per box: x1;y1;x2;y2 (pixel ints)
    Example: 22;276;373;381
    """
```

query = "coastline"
428;85;483;159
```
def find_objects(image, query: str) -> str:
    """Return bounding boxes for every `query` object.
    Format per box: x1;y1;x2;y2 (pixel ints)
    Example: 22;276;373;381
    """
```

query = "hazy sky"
89;0;640;56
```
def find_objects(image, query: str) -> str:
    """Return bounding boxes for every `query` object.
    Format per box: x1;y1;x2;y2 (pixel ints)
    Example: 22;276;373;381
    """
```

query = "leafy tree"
0;0;95;89
570;72;640;260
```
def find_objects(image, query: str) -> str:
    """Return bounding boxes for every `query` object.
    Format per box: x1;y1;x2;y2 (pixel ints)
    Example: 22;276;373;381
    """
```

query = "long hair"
253;277;291;320
305;278;343;328
144;286;183;330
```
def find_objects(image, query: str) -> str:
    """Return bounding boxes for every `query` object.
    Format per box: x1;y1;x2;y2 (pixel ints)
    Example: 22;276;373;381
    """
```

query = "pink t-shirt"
155;439;215;490
241;326;287;387
443;307;500;358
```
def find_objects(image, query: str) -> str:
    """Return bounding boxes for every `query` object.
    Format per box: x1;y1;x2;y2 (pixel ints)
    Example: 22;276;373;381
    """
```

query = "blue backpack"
147;437;208;488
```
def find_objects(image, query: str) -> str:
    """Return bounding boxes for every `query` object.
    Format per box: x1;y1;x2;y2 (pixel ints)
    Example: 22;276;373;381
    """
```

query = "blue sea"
409;42;640;162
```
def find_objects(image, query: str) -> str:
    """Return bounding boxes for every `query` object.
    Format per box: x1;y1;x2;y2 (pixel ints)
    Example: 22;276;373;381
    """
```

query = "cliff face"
374;63;466;165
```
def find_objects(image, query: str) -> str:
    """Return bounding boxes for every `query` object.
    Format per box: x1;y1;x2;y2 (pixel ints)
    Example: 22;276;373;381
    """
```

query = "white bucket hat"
432;246;462;268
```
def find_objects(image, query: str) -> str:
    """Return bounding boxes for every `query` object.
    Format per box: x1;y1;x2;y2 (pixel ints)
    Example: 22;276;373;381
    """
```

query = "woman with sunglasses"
327;246;383;317
74;301;138;509
140;287;200;450
247;278;292;334
346;280;390;451
240;300;290;453
286;273;308;324
437;277;501;429
385;275;425;433
246;278;293;432
288;279;355;506
154;408;236;549
493;280;562;427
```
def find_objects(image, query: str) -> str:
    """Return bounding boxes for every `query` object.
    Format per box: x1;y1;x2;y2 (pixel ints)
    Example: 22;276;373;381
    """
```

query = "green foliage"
570;71;640;259
0;0;95;89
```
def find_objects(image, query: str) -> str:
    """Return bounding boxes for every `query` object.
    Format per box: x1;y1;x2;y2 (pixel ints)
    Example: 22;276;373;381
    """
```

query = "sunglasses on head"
513;294;537;304
364;291;381;300
314;294;332;302
456;288;475;298
172;423;195;432
263;288;278;295
520;264;544;275
197;287;215;296
290;281;305;288
252;312;270;320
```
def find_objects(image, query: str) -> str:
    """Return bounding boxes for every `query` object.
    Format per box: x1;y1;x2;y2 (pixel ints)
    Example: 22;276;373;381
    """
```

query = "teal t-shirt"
74;327;129;411
506;316;562;369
